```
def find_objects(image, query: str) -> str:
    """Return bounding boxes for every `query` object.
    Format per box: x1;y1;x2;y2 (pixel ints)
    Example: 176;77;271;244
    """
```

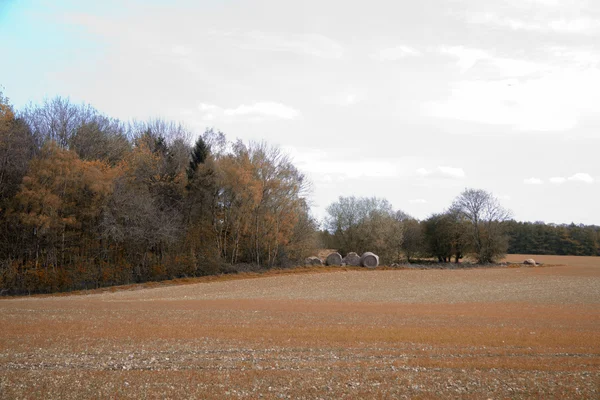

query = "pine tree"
187;136;210;181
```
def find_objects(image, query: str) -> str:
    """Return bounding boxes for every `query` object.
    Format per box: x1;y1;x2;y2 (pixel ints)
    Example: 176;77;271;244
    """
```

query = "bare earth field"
503;253;600;268
1;258;600;399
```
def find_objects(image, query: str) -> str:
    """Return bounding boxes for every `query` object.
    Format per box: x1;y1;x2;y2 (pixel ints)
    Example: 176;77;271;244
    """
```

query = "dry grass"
1;256;599;399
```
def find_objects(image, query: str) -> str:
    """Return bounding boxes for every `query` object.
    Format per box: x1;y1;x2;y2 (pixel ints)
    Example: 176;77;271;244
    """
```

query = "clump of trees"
422;210;469;263
451;188;512;263
324;196;405;264
323;189;513;265
0;91;317;294
322;190;599;264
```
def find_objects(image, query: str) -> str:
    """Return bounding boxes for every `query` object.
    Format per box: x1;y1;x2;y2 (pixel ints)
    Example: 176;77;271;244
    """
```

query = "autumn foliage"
0;92;316;294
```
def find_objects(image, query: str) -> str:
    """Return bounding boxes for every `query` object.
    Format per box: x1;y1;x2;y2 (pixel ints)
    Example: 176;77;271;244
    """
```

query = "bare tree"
70;117;130;164
126;118;192;147
452;188;512;263
21;97;98;148
325;196;404;263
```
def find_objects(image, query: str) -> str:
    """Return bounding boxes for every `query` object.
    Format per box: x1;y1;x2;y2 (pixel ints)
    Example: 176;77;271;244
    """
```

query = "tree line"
322;194;600;264
505;221;600;256
1;90;598;295
0;92;317;294
322;188;514;265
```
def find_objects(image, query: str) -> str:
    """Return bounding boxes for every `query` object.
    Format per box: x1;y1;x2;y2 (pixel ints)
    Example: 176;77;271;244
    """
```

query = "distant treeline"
505;221;600;256
320;190;514;265
321;212;600;264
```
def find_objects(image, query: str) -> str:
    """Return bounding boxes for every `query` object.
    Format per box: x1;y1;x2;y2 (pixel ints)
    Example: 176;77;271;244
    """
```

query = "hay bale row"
360;252;379;268
342;252;361;266
304;256;323;266
315;251;381;268
325;252;343;266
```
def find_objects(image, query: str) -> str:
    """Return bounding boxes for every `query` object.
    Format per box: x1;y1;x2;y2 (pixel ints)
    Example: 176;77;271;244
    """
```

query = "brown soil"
503;254;600;268
1;260;599;399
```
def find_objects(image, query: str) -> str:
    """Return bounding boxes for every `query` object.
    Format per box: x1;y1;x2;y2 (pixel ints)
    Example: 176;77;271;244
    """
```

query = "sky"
1;0;599;225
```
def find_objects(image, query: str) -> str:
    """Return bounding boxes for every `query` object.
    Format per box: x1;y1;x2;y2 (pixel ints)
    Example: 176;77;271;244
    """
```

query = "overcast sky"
1;0;599;225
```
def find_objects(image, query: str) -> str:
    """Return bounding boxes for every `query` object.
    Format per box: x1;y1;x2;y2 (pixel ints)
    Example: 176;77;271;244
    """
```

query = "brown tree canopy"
0;93;317;295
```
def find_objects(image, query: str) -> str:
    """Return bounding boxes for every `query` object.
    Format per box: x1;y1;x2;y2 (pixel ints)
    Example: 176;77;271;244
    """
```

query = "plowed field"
2;260;599;399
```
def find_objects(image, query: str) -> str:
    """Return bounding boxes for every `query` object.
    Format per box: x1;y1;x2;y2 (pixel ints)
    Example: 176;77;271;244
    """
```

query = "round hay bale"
342;252;361;266
360;252;379;268
523;258;536;266
325;252;343;266
304;256;323;266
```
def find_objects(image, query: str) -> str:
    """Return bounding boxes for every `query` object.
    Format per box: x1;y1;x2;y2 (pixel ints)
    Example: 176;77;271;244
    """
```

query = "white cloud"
550;177;567;184
547;47;600;67
489;57;547;77
199;103;218;112
322;91;359;106
372;45;421;61
242;31;343;59
285;148;401;181
172;45;192;56
426;65;600;131
198;102;300;122
438;166;466;178
521;0;562;5
542;174;594;184
317;160;400;180
549;18;600;34
440;46;548;76
342;94;358;105
224;103;299;119
466;12;600;35
441;46;489;72
466;13;543;32
417;166;465;179
524;177;544;185
568;173;594;183
409;199;428;204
